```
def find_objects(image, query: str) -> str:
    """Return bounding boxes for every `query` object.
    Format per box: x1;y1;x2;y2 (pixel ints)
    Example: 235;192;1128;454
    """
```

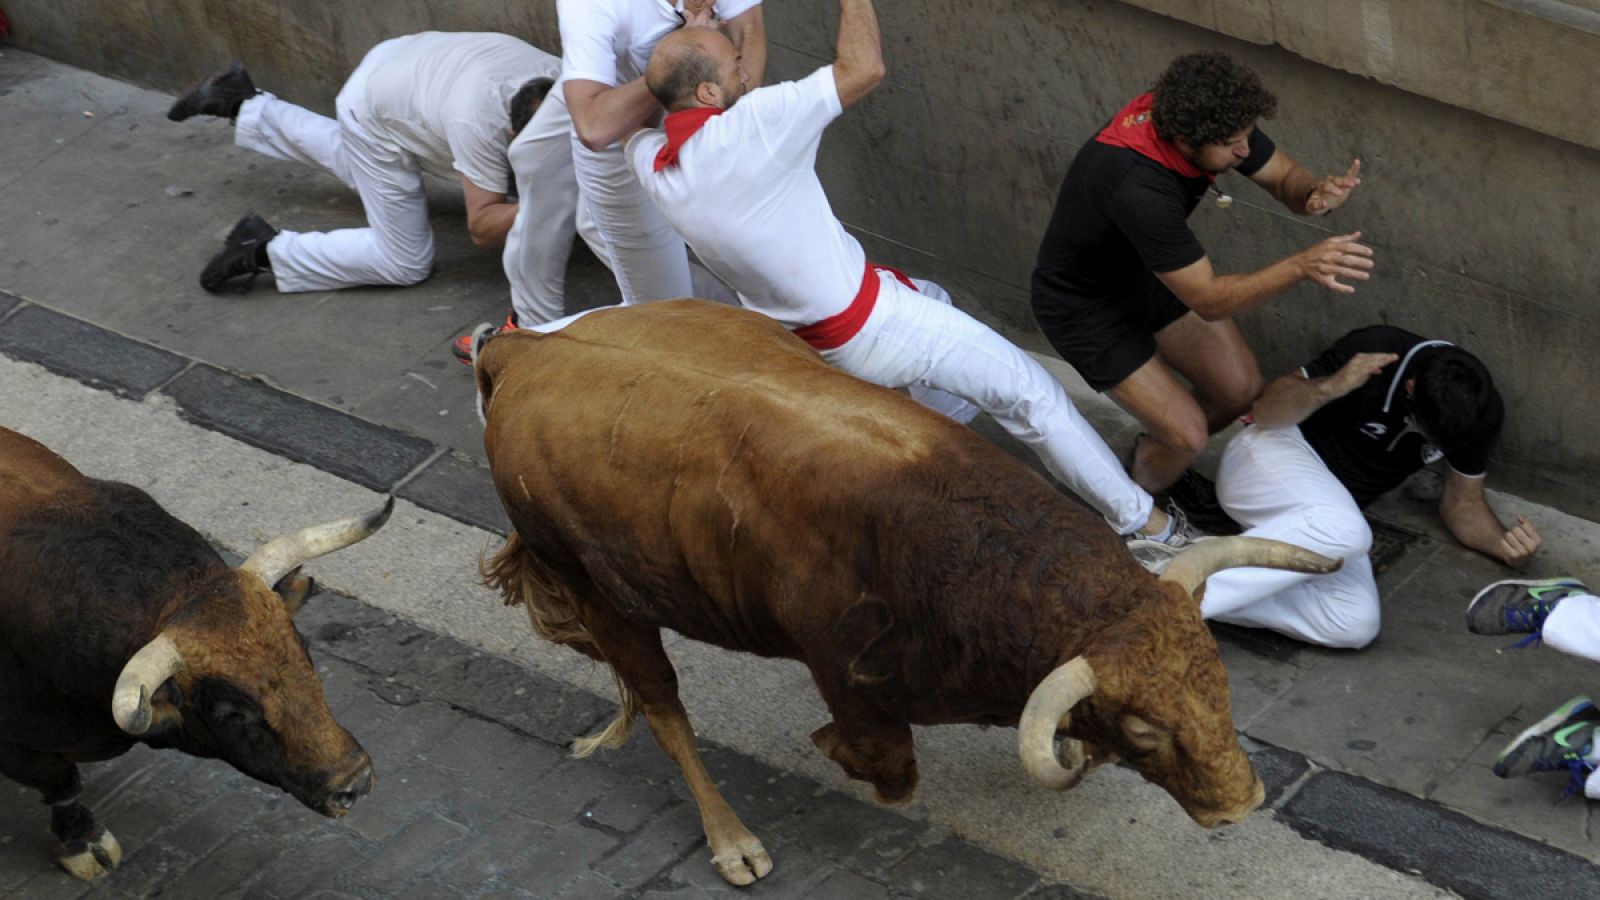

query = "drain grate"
1368;518;1424;576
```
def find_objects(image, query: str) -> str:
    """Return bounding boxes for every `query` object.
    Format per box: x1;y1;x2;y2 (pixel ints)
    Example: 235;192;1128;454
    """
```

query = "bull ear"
272;568;317;617
1121;714;1167;752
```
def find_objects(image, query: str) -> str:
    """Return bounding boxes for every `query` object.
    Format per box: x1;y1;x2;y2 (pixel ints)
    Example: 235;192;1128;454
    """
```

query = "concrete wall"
5;0;1598;519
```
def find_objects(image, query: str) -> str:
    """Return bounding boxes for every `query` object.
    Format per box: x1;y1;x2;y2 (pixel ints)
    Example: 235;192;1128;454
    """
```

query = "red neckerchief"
653;106;723;172
1094;92;1211;182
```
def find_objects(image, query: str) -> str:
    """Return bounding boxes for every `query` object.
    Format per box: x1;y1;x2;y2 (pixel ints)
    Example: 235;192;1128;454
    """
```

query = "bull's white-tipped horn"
111;633;182;735
240;496;396;587
1160;537;1340;596
1018;656;1097;790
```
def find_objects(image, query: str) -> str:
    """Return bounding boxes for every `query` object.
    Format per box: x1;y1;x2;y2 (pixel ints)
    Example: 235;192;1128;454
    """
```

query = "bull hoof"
710;832;773;886
55;829;122;880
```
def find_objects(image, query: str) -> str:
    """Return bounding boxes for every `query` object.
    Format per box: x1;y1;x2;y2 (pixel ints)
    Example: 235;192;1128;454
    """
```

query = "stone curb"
3;297;1594;898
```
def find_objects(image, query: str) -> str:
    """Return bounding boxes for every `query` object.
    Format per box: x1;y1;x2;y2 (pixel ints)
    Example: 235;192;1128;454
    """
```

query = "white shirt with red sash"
625;67;871;332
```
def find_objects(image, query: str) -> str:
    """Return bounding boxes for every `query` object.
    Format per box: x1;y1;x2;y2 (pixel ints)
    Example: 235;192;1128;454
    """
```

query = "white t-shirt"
625;67;863;327
347;32;561;193
557;0;764;90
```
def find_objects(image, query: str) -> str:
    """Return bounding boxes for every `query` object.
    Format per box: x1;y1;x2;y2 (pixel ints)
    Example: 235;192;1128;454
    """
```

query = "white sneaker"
1127;539;1183;575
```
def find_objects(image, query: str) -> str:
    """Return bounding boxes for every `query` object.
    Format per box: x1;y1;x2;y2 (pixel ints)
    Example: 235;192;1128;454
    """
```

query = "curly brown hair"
1150;52;1277;146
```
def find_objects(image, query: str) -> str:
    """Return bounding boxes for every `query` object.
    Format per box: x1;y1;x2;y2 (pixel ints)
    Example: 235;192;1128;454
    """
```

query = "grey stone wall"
5;0;1597;517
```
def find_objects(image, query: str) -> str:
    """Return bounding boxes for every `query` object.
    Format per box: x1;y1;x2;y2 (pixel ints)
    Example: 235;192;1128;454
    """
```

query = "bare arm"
1248;351;1397;428
1249;148;1362;217
723;5;768;87
460;175;517;248
1439;469;1541;567
1156;230;1374;320
833;0;886;108
565;77;660;152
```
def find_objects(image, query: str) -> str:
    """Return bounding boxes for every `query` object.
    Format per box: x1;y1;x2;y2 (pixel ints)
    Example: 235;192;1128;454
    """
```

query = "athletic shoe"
167;63;258;122
1158;469;1243;536
1126;502;1213;574
452;310;518;364
1494;696;1600;796
1465;577;1588;637
200;213;277;293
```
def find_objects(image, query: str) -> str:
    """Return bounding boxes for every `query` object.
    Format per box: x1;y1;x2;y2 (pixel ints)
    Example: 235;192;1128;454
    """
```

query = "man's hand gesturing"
1300;231;1375;293
1306;158;1361;216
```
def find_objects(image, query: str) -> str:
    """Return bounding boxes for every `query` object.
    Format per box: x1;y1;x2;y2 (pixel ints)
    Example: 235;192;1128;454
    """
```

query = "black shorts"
1031;276;1190;391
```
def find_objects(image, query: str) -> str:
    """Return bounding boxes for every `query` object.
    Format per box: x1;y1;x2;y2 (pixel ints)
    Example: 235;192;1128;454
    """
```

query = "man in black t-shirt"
1031;52;1372;540
1181;325;1540;649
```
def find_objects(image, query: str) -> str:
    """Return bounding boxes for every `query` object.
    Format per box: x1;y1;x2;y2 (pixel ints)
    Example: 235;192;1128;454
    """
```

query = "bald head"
647;27;745;111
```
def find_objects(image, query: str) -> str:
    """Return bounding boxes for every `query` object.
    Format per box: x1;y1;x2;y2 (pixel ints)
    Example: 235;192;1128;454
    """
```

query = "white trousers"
820;272;1151;534
235;91;434;292
1544;594;1600;665
503;92;584;325
1205;425;1380;649
571;135;693;304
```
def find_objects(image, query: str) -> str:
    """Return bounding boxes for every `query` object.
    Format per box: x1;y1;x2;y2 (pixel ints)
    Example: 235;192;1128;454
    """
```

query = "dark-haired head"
510;77;555;138
1151;52;1277;147
1411;346;1503;453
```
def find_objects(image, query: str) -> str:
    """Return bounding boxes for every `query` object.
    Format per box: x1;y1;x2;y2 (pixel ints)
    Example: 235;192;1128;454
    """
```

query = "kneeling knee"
1327;612;1381;650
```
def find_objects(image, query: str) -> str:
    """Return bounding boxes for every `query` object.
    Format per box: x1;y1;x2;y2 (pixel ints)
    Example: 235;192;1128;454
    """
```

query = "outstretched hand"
1327;351;1398;398
1300;231;1375;293
1499;515;1541;568
1306;158;1361;216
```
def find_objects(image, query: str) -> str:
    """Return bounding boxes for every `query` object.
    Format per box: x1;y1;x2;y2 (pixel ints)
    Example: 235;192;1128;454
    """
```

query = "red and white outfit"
556;0;760;306
234;33;560;292
622;66;1154;534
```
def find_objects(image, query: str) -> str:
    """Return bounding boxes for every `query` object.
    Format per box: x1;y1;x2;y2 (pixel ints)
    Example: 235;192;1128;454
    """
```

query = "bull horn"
1159;537;1341;596
240;496;395;587
1018;656;1097;790
112;633;183;735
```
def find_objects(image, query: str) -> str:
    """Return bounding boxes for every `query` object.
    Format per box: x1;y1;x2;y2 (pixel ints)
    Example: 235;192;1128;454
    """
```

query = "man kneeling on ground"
171;32;567;297
1137;325;1538;648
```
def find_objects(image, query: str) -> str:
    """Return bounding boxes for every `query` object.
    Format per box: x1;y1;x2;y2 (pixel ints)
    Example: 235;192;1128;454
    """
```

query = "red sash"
653;107;723;172
1093;92;1211;181
792;264;917;351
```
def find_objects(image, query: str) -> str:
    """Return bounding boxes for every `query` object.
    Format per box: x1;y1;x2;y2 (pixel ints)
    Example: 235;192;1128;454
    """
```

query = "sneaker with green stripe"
1494;696;1600;796
1465;577;1588;637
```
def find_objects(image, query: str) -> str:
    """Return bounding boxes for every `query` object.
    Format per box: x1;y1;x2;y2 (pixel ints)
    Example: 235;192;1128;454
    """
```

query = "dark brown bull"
0;426;391;880
475;301;1336;885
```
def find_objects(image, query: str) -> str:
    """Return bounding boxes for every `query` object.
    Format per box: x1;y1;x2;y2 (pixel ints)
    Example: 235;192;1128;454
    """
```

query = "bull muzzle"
317;755;375;818
1189;774;1265;829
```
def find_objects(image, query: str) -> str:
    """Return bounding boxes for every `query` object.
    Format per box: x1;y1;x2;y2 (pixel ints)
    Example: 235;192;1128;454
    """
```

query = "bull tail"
572;676;641;758
481;533;640;754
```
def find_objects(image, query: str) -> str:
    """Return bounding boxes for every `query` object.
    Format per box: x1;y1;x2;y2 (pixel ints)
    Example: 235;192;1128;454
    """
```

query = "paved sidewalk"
0;587;1092;900
5;47;1600;899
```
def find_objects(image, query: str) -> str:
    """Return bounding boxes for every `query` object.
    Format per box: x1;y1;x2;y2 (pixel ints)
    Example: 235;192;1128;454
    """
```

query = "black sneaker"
168;63;258;122
200;213;277;293
1158;469;1242;536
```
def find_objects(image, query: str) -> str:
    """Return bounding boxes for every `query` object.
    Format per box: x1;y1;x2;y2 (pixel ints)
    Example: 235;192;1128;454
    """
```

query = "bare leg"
1110;314;1263;493
581;609;773;886
0;743;122;880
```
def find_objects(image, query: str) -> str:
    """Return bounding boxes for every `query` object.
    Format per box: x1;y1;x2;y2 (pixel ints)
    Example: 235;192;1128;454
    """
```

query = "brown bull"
475;301;1336;885
0;426;390;880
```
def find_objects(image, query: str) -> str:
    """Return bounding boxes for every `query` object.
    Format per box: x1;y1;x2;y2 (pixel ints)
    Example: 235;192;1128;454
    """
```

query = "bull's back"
478;302;1032;645
0;427;90;539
